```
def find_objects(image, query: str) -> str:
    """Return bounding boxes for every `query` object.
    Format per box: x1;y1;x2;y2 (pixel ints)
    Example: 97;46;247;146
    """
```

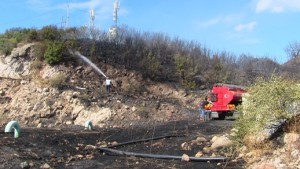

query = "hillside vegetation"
233;76;300;168
1;26;299;89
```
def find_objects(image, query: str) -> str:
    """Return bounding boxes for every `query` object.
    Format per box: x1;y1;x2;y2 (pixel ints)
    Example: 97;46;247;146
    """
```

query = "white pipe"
85;120;93;131
4;121;21;138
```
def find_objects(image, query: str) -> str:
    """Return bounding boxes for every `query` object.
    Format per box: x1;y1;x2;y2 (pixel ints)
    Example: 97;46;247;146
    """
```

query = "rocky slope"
0;43;203;129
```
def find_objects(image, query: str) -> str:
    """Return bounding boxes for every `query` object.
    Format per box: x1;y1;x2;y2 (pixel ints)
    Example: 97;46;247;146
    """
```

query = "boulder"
195;151;203;157
181;142;191;150
74;106;112;126
181;154;190;162
210;135;233;150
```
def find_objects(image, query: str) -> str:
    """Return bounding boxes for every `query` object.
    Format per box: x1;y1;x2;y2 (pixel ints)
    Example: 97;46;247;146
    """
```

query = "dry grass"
47;73;67;88
284;114;300;133
242;140;275;164
30;60;44;71
30;71;48;87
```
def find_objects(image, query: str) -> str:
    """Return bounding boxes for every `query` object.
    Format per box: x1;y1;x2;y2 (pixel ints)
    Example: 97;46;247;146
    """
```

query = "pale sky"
1;0;300;64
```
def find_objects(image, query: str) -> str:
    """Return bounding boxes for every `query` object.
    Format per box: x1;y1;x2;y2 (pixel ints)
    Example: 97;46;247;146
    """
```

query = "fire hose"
98;134;228;162
106;134;184;148
98;147;228;162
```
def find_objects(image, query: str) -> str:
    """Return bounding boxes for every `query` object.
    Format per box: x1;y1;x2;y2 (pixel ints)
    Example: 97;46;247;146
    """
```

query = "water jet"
69;49;107;78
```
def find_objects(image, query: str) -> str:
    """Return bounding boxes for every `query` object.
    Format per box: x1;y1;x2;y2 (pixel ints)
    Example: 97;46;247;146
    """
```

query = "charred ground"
0;119;243;169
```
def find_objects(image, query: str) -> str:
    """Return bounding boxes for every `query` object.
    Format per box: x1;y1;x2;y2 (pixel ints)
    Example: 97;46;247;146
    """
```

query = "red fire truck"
208;84;247;120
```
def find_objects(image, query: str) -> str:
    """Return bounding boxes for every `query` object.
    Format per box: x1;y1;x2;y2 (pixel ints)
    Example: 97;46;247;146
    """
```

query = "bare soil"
0;118;245;169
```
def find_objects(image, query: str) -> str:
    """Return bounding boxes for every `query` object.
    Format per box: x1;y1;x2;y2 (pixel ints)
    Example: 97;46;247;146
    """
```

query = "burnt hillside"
1;26;296;90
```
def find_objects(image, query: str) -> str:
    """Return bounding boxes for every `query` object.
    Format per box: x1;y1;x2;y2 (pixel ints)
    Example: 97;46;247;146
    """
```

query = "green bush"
182;78;197;89
234;76;300;144
0;38;17;55
140;52;161;79
44;42;65;65
0;28;39;55
175;55;187;79
174;55;198;89
4;27;29;43
40;26;61;41
26;29;38;42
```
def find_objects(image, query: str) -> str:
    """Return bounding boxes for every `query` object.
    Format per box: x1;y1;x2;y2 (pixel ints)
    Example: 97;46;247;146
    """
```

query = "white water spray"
70;50;107;78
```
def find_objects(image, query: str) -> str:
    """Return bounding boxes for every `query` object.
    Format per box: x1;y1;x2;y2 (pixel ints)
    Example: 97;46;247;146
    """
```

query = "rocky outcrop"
0;43;34;79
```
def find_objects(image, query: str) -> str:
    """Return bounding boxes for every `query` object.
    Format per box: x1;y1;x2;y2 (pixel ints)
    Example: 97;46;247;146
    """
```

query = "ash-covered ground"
0;118;245;169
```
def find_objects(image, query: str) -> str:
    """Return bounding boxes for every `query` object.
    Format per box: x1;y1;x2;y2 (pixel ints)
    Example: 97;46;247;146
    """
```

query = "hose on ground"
106;134;184;148
98;147;228;162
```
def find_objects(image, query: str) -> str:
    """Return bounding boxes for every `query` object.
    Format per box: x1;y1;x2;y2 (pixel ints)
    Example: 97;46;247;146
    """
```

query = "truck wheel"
218;113;226;120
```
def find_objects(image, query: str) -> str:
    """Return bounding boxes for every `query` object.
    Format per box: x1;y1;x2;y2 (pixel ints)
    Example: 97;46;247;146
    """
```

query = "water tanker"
208;84;247;120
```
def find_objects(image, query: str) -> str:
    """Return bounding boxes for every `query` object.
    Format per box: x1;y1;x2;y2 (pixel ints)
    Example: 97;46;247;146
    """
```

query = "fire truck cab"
208;84;247;120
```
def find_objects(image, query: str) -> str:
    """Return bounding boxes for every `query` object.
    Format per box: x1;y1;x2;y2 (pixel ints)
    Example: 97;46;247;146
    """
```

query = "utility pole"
90;9;95;31
66;4;70;29
109;0;119;42
113;0;119;27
